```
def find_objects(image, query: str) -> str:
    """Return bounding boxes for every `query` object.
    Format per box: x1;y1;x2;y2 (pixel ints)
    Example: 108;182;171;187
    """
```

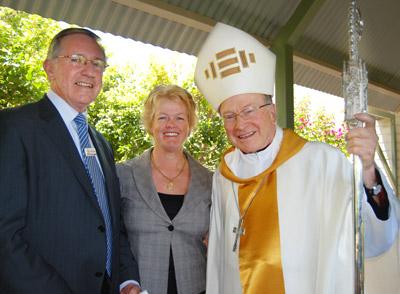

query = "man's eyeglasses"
222;103;271;125
57;54;108;72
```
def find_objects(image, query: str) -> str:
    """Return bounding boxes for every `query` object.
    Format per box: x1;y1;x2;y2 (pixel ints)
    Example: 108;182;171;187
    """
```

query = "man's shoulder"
0;99;46;131
0;96;51;118
298;140;347;162
1;100;38;116
304;140;341;151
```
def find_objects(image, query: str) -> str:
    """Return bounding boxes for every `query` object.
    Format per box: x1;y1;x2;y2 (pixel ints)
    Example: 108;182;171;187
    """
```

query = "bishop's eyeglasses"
57;54;108;72
222;103;271;125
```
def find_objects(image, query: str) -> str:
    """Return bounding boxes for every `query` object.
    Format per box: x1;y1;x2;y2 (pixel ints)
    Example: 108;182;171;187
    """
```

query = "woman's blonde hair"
141;85;198;136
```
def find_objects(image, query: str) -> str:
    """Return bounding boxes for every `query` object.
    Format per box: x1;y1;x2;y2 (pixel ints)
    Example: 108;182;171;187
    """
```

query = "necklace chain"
151;152;186;190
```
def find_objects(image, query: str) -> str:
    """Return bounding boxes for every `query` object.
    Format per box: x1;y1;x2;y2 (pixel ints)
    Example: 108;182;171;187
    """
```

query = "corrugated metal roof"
294;0;400;112
2;0;400;113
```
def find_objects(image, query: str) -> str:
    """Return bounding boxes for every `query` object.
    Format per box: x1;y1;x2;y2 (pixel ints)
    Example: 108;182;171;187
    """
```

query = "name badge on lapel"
85;148;97;156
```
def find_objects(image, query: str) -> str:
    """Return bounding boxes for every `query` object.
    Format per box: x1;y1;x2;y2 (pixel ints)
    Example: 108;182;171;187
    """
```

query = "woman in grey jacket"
117;85;213;294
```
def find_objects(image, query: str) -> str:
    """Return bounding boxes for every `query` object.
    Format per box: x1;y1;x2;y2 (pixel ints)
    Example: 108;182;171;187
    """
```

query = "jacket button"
95;272;103;277
98;225;105;232
168;225;174;231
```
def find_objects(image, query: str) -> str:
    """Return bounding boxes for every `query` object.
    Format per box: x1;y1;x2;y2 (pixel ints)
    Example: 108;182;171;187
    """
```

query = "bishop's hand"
345;113;379;188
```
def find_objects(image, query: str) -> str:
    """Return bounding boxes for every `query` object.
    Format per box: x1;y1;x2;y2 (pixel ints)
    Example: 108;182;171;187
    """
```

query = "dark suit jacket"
0;96;139;294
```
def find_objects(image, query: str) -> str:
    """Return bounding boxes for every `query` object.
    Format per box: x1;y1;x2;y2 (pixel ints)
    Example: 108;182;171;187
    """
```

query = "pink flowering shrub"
294;97;349;157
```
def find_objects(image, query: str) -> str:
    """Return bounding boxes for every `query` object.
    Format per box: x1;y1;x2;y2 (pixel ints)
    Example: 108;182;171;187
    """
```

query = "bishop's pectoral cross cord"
231;173;269;252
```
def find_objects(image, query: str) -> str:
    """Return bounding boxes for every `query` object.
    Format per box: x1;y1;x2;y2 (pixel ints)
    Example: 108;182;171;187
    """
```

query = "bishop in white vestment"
194;22;399;294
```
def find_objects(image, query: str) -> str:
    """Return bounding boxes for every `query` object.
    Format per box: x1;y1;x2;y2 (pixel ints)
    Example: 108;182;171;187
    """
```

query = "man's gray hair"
46;28;106;61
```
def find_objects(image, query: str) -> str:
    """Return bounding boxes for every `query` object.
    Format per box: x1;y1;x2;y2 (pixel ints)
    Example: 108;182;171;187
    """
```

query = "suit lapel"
132;149;209;222
173;152;208;220
132;149;171;222
38;96;100;210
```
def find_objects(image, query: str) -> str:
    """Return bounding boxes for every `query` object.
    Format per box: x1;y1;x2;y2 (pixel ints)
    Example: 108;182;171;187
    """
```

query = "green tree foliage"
294;96;348;156
0;7;61;109
184;81;230;170
88;64;152;163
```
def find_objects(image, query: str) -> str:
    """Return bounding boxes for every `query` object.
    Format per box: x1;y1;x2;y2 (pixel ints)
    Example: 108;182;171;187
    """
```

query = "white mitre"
194;22;276;111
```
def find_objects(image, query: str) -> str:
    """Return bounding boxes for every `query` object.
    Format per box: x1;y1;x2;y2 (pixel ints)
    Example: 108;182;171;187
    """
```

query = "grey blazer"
117;148;213;294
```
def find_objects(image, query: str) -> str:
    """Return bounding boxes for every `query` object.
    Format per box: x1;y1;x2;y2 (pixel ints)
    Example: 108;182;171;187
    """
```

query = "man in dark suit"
0;28;141;294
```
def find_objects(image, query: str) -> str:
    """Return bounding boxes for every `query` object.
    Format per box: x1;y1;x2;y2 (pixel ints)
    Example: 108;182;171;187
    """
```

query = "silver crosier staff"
342;1;368;293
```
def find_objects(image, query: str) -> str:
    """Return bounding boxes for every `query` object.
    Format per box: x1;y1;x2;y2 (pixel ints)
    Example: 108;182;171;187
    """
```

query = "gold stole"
220;128;307;293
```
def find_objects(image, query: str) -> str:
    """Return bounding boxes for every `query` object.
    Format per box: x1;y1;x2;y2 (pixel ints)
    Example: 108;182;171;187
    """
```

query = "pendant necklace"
151;152;186;190
231;173;269;252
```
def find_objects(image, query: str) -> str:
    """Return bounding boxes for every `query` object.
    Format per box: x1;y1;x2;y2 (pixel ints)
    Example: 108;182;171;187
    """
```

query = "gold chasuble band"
220;129;307;293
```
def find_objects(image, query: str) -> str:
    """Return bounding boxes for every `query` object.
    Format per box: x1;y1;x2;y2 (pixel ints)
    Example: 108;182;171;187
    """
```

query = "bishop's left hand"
345;113;379;187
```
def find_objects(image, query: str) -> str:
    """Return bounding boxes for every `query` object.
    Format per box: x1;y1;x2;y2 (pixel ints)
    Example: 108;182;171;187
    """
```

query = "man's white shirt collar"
224;126;283;179
47;89;89;159
47;89;87;124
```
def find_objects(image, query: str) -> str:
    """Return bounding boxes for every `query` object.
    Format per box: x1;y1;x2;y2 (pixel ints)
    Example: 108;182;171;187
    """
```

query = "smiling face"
43;33;104;113
151;97;190;152
220;93;277;154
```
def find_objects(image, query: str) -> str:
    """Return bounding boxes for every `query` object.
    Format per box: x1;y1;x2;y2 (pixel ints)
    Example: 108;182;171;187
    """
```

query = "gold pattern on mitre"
195;22;276;111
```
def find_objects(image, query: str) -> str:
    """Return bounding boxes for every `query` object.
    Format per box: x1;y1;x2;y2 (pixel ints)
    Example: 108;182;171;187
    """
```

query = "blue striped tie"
74;113;113;276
